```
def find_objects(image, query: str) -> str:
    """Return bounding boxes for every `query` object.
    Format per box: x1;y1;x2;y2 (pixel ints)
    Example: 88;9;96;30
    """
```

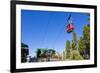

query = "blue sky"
21;9;90;57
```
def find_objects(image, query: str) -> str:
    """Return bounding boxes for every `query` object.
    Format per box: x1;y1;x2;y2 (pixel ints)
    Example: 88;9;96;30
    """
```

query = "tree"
36;49;41;58
83;25;90;59
72;31;78;50
66;40;71;49
78;37;86;59
70;31;83;60
73;31;78;43
21;43;29;48
46;49;56;61
70;40;83;60
78;25;90;59
83;26;90;49
70;50;83;60
63;30;84;60
72;40;77;50
62;50;66;60
66;40;71;59
36;48;56;61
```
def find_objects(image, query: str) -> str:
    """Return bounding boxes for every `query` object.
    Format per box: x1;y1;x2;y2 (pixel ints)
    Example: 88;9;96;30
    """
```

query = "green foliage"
83;26;90;49
72;40;77;50
36;48;56;58
64;30;84;60
65;40;71;59
70;50;83;60
72;31;78;44
83;25;90;59
79;37;86;55
36;48;41;58
78;25;90;59
48;49;56;55
21;43;29;48
66;40;71;50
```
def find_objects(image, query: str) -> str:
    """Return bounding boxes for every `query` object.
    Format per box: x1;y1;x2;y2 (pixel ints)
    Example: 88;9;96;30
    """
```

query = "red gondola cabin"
66;23;75;33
